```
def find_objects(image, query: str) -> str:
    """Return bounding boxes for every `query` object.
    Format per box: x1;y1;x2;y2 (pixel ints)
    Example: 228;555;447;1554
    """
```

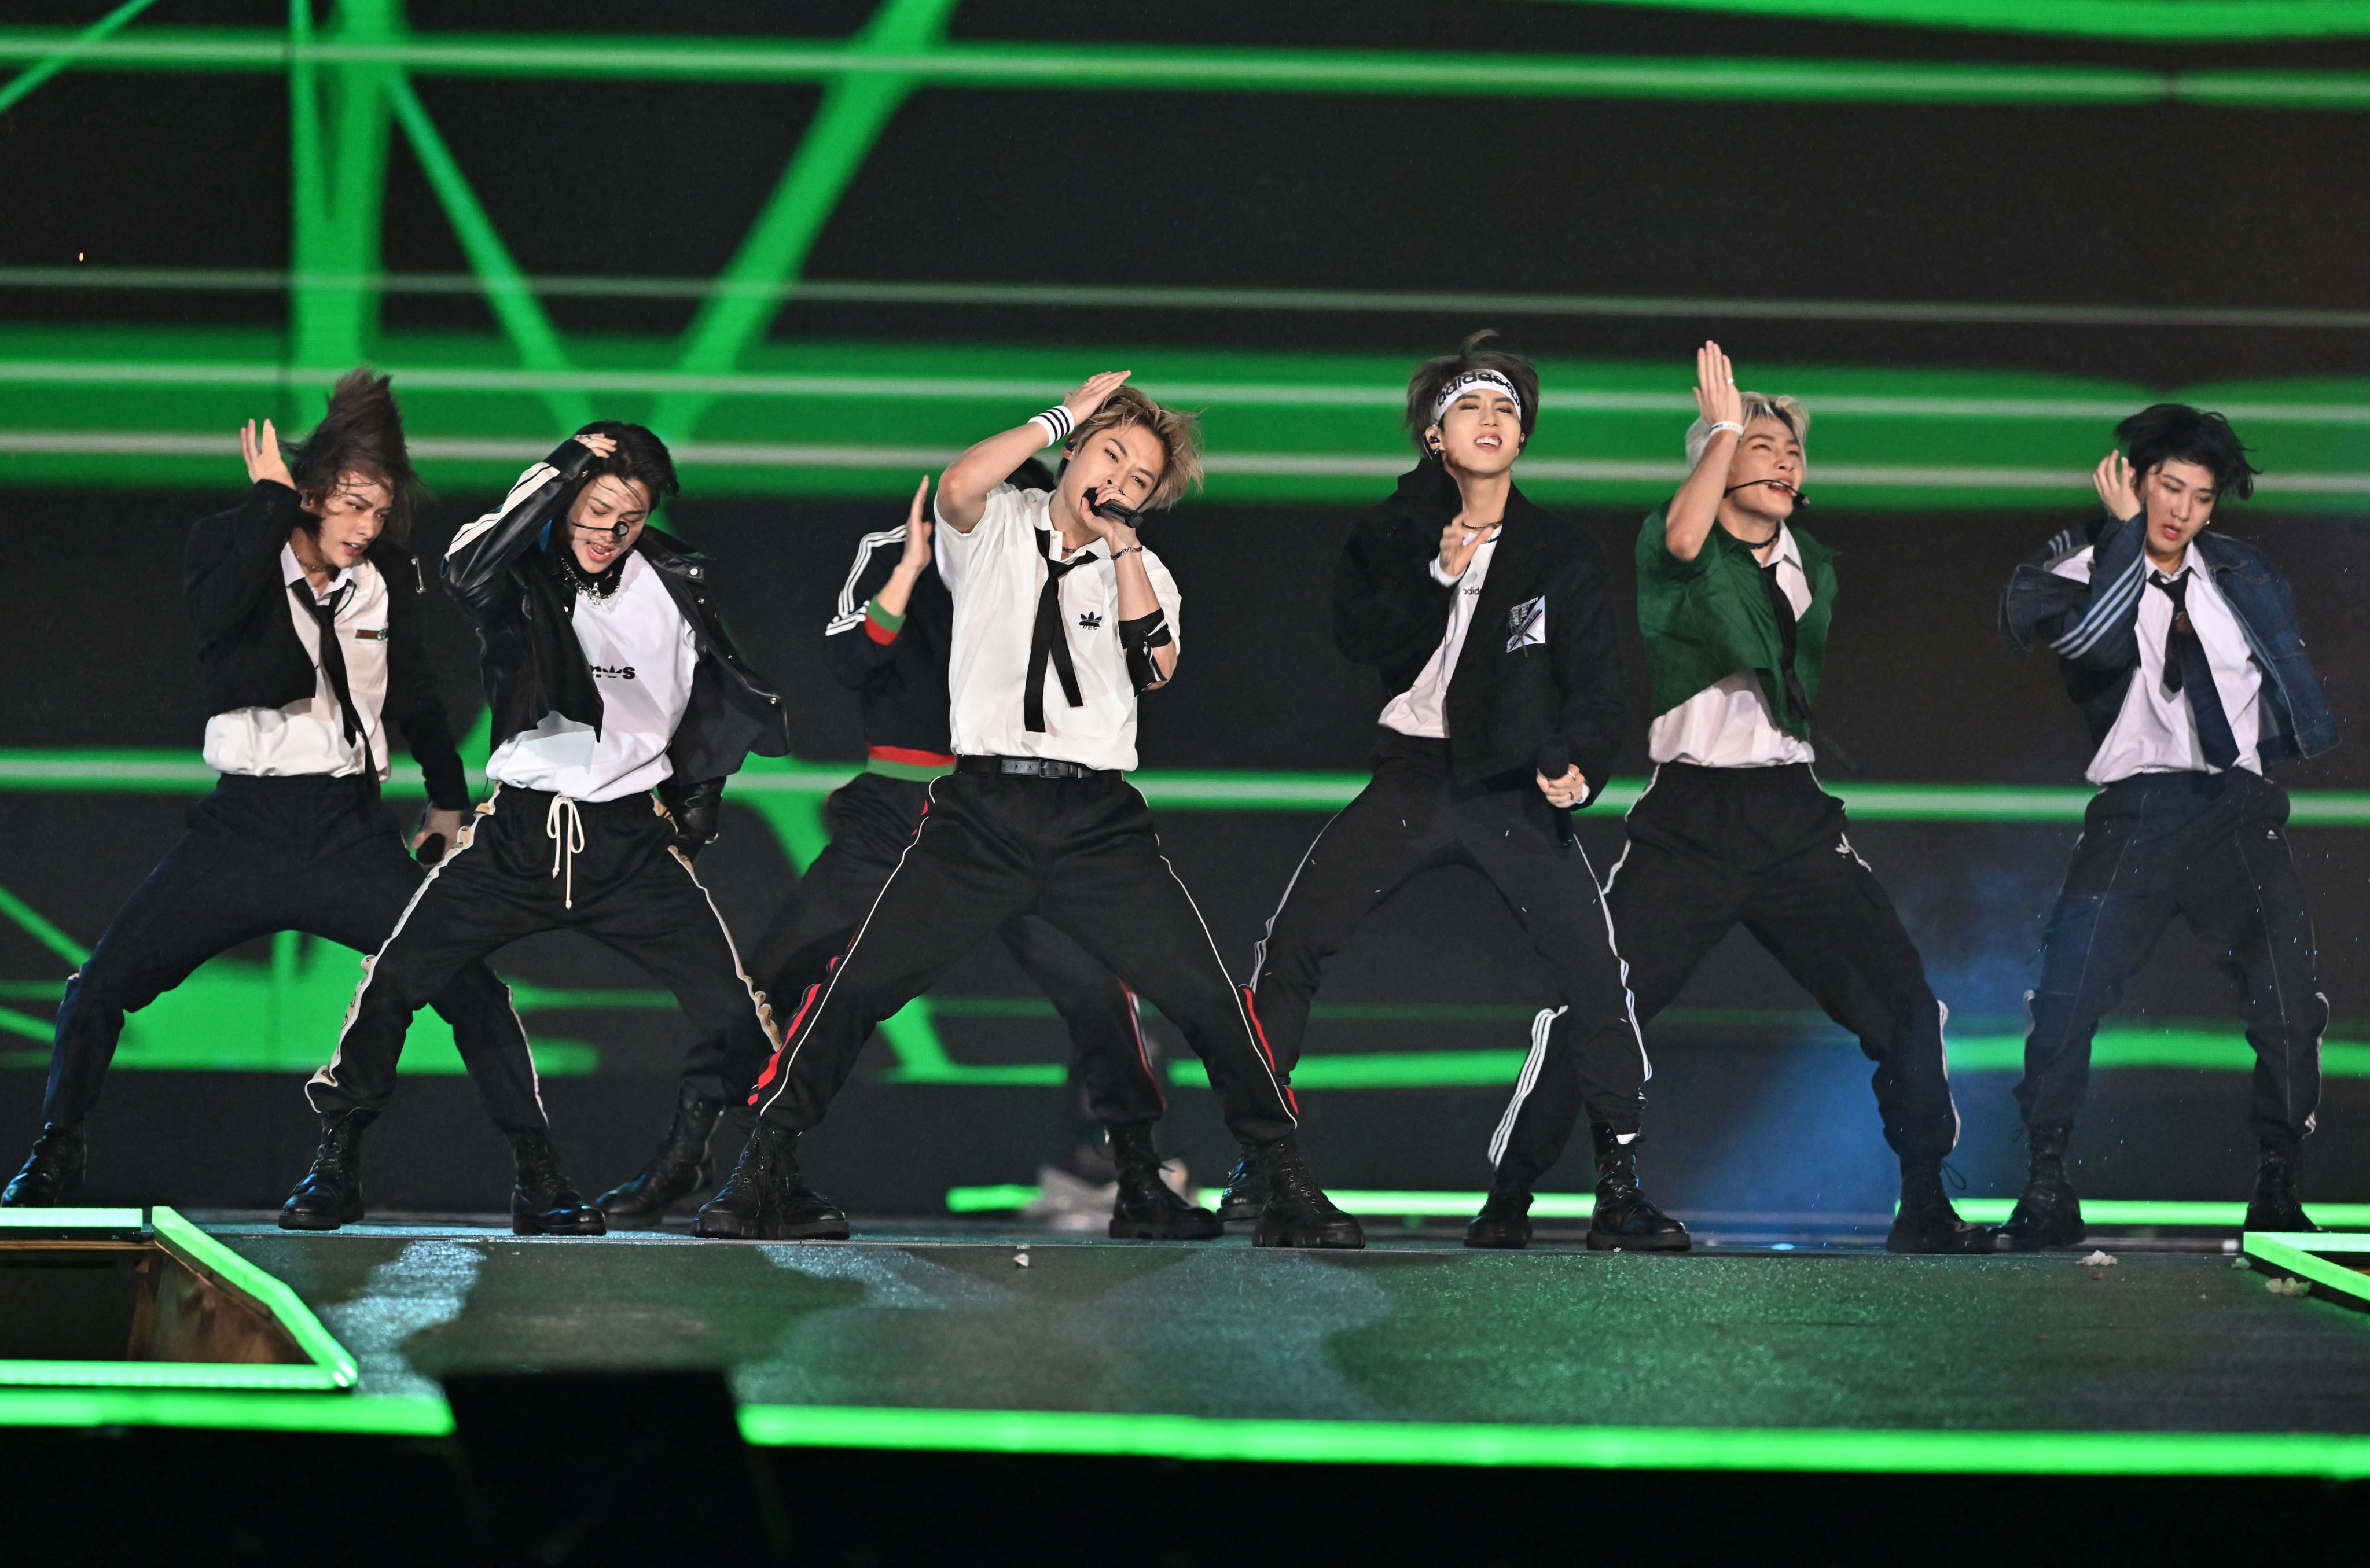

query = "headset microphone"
1723;478;1808;507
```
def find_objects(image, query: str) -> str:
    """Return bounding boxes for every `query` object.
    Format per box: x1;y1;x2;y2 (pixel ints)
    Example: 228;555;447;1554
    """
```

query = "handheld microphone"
1536;739;1574;844
1086;487;1148;529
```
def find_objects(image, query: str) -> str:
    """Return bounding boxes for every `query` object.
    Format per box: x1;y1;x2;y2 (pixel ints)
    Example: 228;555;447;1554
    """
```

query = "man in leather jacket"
1236;332;1686;1253
285;422;790;1235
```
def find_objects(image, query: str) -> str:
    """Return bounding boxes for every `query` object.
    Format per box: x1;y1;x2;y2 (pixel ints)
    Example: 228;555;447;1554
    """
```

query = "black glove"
658;776;725;860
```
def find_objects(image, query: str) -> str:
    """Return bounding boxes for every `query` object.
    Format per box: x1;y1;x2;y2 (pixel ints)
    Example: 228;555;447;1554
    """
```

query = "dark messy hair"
1404;329;1541;454
285;368;424;544
2118;403;2259;502
573;419;680;507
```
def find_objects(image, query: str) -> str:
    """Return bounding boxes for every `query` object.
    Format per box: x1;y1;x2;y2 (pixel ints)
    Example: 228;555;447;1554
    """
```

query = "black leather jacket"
442;441;791;798
184;479;471;809
1333;463;1625;803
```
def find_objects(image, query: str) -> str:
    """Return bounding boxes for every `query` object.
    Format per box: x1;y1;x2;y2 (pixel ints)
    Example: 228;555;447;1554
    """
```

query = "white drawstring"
544;794;585;910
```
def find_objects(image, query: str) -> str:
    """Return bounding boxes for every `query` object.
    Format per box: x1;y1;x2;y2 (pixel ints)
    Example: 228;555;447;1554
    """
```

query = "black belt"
956;755;1116;782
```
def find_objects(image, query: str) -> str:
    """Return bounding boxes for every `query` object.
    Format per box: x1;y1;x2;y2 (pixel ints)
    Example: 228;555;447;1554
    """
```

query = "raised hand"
574;431;618;459
1692;341;1743;431
1061;370;1132;427
895;474;934;574
2093;450;2140;520
1438;514;1491;580
240;418;294;489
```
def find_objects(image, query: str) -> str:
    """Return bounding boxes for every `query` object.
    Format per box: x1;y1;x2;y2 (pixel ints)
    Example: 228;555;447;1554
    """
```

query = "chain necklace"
553;544;627;603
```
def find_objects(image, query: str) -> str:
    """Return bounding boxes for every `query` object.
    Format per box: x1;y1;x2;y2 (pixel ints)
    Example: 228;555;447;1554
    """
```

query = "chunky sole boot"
2244;1135;2320;1232
1887;1157;1992;1254
513;1188;609;1237
695;1123;844;1240
1249;1136;1364;1250
280;1111;373;1231
1583;1124;1689;1252
1106;1122;1222;1241
1465;1155;1539;1250
1215;1155;1269;1224
1996;1124;2084;1252
2;1122;89;1208
594;1085;725;1228
778;1186;853;1241
508;1129;606;1237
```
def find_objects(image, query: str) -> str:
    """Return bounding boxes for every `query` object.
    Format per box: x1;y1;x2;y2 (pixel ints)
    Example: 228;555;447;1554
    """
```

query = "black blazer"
182;480;470;809
1332;463;1625;804
441;440;791;789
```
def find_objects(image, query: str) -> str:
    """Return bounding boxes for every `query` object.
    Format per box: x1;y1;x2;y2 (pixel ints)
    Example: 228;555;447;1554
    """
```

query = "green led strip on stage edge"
732;1403;2370;1478
0;1205;139;1231
2243;1231;2370;1308
1568;0;2370;42
945;1187;2370;1227
149;1206;358;1389
0;1388;450;1436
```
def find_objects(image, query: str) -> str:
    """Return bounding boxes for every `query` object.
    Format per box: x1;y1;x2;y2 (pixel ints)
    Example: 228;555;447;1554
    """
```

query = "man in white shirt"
704;376;1359;1248
1998;404;2335;1246
289;423;791;1236
2;372;554;1215
1239;333;1681;1253
1485;344;1983;1255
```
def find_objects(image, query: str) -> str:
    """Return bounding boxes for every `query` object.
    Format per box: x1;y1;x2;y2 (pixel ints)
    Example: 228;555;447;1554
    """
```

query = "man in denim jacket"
1999;404;2336;1247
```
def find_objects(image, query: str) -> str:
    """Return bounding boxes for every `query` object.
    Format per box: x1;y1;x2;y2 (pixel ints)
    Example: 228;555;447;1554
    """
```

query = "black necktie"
1760;558;1816;727
2149;573;2240;770
292;579;376;791
1025;527;1094;733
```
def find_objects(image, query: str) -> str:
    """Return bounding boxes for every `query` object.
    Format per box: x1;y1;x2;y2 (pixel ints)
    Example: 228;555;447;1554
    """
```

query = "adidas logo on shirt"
590;664;638;680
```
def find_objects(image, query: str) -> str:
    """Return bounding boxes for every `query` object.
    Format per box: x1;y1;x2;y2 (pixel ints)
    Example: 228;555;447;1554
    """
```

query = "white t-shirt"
203;544;391;782
1379;533;1498;739
1648;524;1817;768
2049;544;2262;785
933;484;1182;772
486;553;699;801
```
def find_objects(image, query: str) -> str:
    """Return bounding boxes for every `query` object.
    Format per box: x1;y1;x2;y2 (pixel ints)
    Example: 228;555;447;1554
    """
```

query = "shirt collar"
281;542;355;604
1032;511;1103;565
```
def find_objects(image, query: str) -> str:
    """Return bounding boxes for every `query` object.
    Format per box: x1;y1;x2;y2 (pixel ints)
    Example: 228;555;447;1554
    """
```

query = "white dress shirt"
486;553;699;801
203;543;391;782
1647;523;1817;768
1380;532;1499;739
933;484;1183;772
2049;544;2262;785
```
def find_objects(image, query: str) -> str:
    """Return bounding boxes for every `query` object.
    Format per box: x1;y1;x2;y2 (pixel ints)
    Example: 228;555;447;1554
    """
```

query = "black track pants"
2019;769;2322;1141
43;774;545;1132
308;785;774;1120
696;772;1164;1123
1496;762;1960;1173
746;768;1295;1148
1247;731;1646;1136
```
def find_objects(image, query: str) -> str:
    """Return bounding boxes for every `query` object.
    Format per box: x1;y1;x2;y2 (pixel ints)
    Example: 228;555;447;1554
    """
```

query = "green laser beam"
10;29;2370;108
1559;0;2370;42
0;0;159;117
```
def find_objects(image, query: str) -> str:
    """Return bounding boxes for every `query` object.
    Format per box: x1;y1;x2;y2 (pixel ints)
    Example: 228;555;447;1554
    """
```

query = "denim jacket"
1998;513;2336;765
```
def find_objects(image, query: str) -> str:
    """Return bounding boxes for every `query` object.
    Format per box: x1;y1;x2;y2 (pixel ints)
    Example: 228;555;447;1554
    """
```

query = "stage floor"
197;1217;2370;1440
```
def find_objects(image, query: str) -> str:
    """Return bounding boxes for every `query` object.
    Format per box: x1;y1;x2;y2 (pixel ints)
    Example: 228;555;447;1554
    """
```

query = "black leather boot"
1250;1136;1363;1249
2;1121;87;1207
1585;1124;1689;1252
695;1122;850;1241
594;1083;725;1227
2245;1134;2320;1233
1215;1153;1269;1223
1886;1156;1992;1253
1464;1154;1538;1250
1996;1124;2084;1252
280;1110;375;1231
1105;1121;1222;1241
509;1129;606;1236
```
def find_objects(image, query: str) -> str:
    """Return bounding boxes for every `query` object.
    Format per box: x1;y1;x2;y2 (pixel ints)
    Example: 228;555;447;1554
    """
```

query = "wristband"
1109;544;1144;559
1030;404;1076;447
1706;421;1745;439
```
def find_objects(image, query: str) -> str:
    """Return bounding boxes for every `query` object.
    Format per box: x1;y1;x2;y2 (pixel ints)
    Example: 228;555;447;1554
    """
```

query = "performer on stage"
597;466;1203;1240
2;371;567;1216
700;375;1358;1247
1232;332;1682;1252
1485;344;1986;1254
286;423;789;1234
1997;405;2335;1246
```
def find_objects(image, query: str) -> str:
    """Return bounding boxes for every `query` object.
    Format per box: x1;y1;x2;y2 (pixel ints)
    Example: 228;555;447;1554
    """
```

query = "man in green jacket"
1472;343;1987;1254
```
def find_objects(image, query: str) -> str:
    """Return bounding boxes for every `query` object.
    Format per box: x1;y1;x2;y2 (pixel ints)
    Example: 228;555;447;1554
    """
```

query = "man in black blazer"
1236;333;1685;1252
2;371;566;1216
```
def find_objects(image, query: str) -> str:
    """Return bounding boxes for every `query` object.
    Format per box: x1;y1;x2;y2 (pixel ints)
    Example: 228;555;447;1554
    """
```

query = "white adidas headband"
1430;369;1524;426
